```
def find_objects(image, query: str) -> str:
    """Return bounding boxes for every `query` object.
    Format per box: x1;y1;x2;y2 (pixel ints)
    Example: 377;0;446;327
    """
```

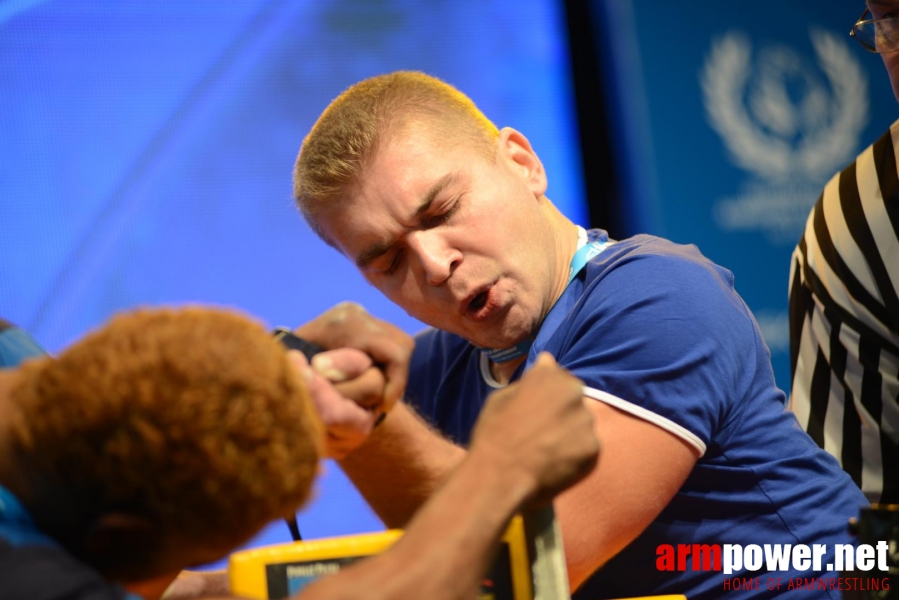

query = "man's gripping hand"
288;348;385;459
469;353;599;506
293;302;414;414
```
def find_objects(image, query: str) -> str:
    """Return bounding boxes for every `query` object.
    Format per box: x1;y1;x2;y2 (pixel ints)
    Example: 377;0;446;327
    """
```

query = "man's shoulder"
588;231;723;269
0;322;47;367
814;117;899;206
581;233;736;306
0;539;128;600
884;116;899;147
558;232;757;368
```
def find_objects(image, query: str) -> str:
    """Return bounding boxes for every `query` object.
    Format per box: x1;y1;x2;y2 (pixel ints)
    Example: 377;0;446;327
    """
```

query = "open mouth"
468;291;488;312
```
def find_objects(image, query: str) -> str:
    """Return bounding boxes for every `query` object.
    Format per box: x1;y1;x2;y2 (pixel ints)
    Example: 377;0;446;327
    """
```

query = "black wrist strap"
272;327;323;543
271;327;388;542
272;327;324;362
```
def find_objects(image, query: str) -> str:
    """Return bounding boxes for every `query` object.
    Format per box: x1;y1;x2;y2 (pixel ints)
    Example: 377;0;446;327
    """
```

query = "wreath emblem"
701;29;867;183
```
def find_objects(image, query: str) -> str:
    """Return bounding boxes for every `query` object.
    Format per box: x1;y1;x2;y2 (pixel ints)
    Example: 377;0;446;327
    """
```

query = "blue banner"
592;0;898;391
0;0;585;562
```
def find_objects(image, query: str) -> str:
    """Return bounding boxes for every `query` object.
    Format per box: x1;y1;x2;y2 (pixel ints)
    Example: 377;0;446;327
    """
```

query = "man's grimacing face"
314;120;566;350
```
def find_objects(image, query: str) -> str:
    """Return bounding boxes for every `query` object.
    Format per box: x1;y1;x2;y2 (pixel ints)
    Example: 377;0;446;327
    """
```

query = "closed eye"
379;249;404;276
422;198;461;228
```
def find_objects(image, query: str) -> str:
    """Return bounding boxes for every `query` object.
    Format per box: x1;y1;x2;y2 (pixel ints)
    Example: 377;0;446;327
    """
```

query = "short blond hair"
293;71;499;237
9;307;322;548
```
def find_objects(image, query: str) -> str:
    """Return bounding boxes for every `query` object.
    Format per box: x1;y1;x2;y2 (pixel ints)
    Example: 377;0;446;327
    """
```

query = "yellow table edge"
229;516;532;599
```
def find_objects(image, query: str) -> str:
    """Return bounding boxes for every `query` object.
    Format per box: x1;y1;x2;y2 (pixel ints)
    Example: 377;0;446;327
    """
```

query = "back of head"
7;307;321;577
293;71;499;241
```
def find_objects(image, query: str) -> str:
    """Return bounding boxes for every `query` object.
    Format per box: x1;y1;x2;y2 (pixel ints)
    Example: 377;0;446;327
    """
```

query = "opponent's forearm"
338;402;466;527
157;571;228;599
186;453;527;600
301;445;533;600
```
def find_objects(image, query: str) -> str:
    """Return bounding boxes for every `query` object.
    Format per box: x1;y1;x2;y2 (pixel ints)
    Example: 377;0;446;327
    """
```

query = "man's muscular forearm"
304;355;598;600
302;443;532;600
338;402;466;528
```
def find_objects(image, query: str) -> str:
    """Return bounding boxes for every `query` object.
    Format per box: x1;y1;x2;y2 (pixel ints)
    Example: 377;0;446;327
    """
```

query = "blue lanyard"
483;234;610;363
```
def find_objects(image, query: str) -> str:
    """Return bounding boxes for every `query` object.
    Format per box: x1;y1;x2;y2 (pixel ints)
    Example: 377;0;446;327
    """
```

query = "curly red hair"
9;307;322;547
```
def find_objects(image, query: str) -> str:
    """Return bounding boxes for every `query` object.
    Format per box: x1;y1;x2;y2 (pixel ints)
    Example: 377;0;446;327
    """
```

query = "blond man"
293;72;867;599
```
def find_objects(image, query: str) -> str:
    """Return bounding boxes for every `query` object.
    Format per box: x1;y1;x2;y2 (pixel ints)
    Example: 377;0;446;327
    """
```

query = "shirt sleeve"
557;249;765;456
0;324;47;367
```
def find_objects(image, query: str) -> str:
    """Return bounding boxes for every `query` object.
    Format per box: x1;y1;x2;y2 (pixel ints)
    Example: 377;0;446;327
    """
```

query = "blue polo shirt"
407;231;868;600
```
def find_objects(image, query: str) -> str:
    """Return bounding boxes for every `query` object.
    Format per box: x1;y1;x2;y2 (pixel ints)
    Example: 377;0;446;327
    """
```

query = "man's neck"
546;217;581;319
488;218;581;385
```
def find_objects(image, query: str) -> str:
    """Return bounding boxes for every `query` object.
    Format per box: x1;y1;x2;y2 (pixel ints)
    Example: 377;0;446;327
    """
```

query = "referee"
789;4;899;504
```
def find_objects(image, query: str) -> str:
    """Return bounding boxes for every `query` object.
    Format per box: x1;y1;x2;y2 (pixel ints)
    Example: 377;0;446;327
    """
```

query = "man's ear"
496;127;548;197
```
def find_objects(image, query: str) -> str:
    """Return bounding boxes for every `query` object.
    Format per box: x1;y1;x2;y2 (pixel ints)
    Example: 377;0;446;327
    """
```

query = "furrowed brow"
355;173;460;269
415;173;458;219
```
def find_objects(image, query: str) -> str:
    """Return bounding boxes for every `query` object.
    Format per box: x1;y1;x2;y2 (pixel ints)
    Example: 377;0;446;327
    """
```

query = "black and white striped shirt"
789;119;899;504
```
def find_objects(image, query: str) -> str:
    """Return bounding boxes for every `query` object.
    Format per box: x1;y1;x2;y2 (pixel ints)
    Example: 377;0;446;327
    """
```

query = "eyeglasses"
851;8;899;53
